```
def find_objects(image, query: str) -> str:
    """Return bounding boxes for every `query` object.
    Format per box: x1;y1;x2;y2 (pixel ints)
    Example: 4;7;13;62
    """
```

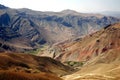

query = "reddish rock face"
51;23;120;62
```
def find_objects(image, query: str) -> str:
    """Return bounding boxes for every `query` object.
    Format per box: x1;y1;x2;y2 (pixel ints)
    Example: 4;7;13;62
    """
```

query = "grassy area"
64;61;84;68
24;44;49;55
25;48;41;54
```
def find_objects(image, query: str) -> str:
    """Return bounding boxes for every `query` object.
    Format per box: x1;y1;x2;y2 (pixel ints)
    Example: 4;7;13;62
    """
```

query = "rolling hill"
0;52;74;76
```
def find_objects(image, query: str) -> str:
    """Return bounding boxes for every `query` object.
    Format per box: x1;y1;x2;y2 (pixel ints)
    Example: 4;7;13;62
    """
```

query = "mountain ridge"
0;4;120;53
0;4;8;9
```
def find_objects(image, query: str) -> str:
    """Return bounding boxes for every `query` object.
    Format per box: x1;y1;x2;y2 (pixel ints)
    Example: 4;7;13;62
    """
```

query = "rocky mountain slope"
42;23;120;63
62;23;120;80
0;4;120;52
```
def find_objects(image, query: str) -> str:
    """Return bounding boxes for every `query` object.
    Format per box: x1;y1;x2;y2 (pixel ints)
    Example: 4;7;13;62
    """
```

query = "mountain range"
0;4;120;80
0;4;120;53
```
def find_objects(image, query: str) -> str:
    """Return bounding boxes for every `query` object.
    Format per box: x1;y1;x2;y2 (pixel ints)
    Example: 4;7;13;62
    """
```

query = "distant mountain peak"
61;9;79;14
0;4;8;9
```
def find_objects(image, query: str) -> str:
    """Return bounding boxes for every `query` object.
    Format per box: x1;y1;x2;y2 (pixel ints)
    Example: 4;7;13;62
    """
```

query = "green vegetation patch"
24;44;49;55
64;61;84;68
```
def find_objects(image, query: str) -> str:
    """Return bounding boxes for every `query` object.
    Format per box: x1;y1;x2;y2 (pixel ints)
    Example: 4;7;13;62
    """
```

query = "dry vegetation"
0;71;62;80
0;52;74;80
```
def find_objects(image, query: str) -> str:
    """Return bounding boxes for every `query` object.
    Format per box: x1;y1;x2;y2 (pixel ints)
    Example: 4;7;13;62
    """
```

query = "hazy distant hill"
101;11;120;18
0;4;120;52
